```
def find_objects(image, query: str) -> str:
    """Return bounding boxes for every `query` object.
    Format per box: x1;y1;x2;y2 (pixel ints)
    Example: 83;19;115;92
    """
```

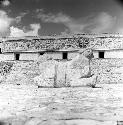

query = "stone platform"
0;84;123;125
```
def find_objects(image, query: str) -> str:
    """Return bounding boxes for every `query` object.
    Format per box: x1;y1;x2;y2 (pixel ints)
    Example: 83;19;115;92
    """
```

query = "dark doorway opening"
39;52;45;55
15;53;20;60
63;52;68;59
0;48;2;54
99;51;104;58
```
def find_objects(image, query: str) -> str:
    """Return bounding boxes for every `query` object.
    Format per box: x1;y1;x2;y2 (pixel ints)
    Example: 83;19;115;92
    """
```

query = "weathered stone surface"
69;75;97;87
3;34;123;53
34;59;57;87
4;61;40;85
0;84;122;124
34;54;91;87
3;36;91;52
91;59;123;84
0;61;14;82
56;62;67;87
67;55;89;79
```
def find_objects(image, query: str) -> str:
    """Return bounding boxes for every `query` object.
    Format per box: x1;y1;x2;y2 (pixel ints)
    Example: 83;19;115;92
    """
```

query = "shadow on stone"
0;121;6;125
0;121;11;125
0;121;5;125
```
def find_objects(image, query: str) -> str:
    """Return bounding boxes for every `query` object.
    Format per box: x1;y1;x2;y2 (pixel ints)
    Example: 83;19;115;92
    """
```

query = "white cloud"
1;0;10;6
9;26;25;37
0;10;13;33
88;12;116;33
64;21;86;34
0;10;40;37
26;24;41;36
15;12;28;23
36;10;116;34
9;23;41;37
37;11;71;23
64;12;116;34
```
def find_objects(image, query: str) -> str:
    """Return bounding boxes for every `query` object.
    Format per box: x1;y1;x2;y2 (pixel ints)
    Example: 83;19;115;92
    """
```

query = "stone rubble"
91;58;123;84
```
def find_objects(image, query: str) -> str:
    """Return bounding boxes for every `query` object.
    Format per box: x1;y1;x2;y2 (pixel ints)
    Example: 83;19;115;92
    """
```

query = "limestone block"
69;74;97;87
68;52;79;60
55;62;67;87
67;55;90;80
34;60;57;87
39;60;57;78
33;75;54;87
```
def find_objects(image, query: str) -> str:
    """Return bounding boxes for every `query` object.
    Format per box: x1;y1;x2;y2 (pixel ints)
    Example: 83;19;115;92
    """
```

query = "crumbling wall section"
0;61;14;82
0;61;14;76
91;58;123;84
5;61;40;85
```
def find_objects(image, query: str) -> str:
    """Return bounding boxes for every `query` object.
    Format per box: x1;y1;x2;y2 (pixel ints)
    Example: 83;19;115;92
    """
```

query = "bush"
0;61;14;76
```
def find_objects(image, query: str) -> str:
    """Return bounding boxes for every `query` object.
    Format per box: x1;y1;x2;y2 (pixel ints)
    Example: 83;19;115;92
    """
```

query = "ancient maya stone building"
1;33;123;84
0;34;90;61
1;33;123;61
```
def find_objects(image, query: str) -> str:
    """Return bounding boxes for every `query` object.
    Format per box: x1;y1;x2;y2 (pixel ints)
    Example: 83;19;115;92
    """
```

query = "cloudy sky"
0;0;123;37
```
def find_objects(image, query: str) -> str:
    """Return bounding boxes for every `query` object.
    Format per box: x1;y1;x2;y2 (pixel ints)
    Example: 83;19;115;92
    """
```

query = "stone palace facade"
0;34;123;61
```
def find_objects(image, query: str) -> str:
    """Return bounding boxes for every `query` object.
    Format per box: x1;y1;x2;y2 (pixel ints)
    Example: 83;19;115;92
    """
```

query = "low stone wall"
91;58;123;84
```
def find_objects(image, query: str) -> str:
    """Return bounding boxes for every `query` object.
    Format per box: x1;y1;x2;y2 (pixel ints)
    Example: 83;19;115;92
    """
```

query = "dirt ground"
0;84;123;125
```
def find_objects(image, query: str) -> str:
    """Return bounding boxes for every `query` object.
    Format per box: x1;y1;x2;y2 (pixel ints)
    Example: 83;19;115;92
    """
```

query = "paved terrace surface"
0;84;123;125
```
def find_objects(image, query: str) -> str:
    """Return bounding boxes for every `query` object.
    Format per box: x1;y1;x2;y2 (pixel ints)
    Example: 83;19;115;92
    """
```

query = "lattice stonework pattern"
3;34;123;52
2;36;93;52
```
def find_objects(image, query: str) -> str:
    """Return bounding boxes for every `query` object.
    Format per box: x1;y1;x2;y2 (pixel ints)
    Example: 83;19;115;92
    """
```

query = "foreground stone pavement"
0;84;123;125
